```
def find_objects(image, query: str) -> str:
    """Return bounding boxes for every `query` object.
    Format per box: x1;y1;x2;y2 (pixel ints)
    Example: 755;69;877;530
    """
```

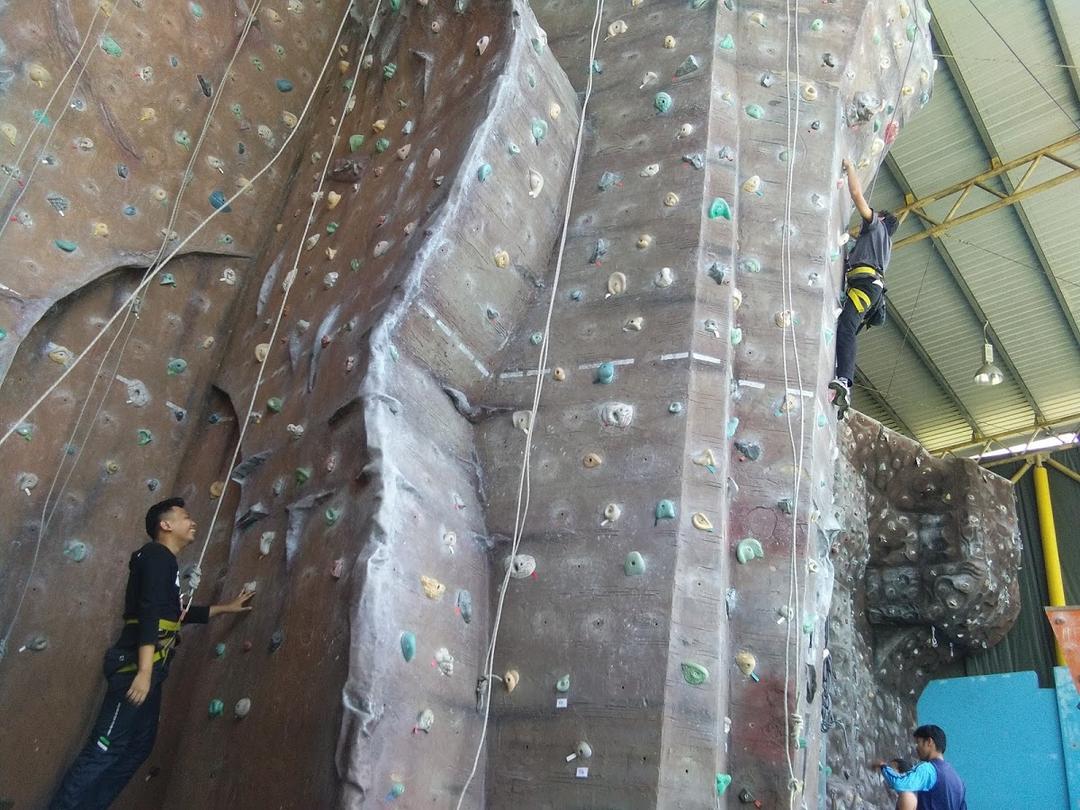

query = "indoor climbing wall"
823;412;1020;809
0;2;975;810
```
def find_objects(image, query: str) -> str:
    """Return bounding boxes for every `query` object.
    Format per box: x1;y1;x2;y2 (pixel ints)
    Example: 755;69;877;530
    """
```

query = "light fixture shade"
973;342;1004;386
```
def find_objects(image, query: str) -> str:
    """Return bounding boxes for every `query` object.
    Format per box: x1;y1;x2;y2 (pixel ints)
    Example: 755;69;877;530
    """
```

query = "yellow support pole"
1034;457;1067;666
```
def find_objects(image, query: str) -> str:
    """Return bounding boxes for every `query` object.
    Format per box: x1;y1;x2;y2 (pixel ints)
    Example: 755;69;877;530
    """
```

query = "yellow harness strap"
116;618;182;673
847;287;873;313
846;264;879;279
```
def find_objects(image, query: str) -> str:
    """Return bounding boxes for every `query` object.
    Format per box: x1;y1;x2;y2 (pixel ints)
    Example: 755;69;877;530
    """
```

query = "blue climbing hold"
275;78;294;92
209;190;231;212
595;362;615;384
655;499;677;523
400;631;417;662
54;239;77;253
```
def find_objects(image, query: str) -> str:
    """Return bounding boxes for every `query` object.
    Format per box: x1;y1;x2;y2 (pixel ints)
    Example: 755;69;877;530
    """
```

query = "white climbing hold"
476;36;490;55
528;169;544;198
512;411;533;433
655;267;674;287
640;163;660;178
434;647;454;676
606;20;628;39
505;554;536;579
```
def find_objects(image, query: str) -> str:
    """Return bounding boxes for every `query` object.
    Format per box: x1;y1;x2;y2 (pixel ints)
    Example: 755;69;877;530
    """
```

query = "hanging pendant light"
973;322;1004;386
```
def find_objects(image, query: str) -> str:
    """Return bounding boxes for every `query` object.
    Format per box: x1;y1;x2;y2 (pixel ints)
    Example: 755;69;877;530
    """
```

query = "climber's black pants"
834;279;883;384
49;660;166;810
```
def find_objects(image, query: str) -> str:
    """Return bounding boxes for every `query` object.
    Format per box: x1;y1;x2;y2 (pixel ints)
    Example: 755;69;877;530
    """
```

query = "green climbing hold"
208;699;224;717
136;429;153;446
598;171;621;191
325;507;341;526
726;417;739;437
348;134;365;152
745;103;764;119
690;0;710;8
295;467;312;485
350;258;361;272
736;537;765;564
374;137;390;153
189;2;204;18
0;328;6;341
654;92;672;114
388;782;406;799
389;0;401;9
15;424;33;440
382;63;397;80
730;327;742;345
624;551;645;576
555;674;571;693
529;332;543;346
214;642;226;658
400;631;416;662
719;33;735;49
681;662;709;685
716;774;732;795
675;55;700;77
32;109;52;127
595;362;615;384
267;397;283;413
167;358;187;375
54;239;77;253
655;499;676;522
326;222;339;235
906;23;918;42
530;118;547;144
708;198;732;220
159;273;176;286
477;163;492;182
668;402;684;414
99;35;122;57
810;18;823;31
508;142;520;156
63;539;88;562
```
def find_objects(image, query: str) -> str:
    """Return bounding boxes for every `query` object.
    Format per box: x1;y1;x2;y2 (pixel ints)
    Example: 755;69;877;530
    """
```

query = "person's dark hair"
145;497;185;540
891;758;913;773
881;210;899;237
914;724;947;753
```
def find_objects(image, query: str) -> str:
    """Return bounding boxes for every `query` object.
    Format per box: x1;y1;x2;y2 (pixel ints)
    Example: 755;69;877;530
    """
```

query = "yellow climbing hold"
1;123;17;146
139;107;156;122
210;481;225;498
494;249;510;269
583;453;603;469
692;512;714;532
255;343;270;362
28;64;52;88
663;192;680;207
327;190;341;209
504;669;519;692
282;111;298;128
663;35;677;49
372;118;387;132
338;60;351;75
549;102;561;120
421;575;446;600
693;449;717;470
91;222;109;237
735;650;757;677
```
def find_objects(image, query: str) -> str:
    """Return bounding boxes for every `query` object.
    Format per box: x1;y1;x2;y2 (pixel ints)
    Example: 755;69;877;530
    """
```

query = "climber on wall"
49;497;254;810
829;157;899;419
872;724;968;810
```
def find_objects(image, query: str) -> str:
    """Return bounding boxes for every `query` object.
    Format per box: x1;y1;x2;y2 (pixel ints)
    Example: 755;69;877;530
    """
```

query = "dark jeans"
49;659;166;810
834;280;883;384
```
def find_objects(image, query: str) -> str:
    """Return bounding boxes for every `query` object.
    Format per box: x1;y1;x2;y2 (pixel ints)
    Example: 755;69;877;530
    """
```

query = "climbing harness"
110;618;183;674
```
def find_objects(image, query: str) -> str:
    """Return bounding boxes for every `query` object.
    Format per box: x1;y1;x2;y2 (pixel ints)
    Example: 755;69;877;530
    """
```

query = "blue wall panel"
1054;667;1080;809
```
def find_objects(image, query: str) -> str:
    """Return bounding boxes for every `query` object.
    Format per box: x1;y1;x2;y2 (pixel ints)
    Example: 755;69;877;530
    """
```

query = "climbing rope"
454;2;605;807
185;0;385;596
1;1;266;655
780;2;811;804
0;2;119;244
0;1;360;453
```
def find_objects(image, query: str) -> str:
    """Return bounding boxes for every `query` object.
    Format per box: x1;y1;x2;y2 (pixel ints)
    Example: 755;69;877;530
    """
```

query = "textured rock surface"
0;1;1019;809
823;411;1020;809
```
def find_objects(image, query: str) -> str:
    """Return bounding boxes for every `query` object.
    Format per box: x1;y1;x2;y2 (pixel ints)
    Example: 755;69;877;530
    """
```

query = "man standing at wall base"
874;724;968;810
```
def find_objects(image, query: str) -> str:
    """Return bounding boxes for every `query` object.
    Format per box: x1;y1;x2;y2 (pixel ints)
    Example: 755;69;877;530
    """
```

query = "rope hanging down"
454;2;605;807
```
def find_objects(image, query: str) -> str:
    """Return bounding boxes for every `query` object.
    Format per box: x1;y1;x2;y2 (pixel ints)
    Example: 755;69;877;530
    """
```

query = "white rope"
186;0;385;586
0;2;117;243
0;1;265;653
780;3;810;804
0;1;360;452
454;2;605;806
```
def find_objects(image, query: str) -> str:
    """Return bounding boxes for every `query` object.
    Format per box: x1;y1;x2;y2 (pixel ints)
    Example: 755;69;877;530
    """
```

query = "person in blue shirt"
887;758;917;810
875;724;968;810
830;157;899;419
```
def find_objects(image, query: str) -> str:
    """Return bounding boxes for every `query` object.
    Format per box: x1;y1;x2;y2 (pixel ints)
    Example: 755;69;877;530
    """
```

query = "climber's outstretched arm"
843;158;874;223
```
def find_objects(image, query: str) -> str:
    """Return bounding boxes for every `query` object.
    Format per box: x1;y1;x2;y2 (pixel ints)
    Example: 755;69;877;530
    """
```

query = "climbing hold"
400;631;417;662
174;130;191;150
599;402;634;428
214;642;227;658
416;708;435;733
637;234;653;249
28;63;52;88
476;35;490;54
606;20;628;39
209;190;231;212
267;397;283;413
294;467;312;485
99;35;122;56
136;429;153;446
692;513;714;532
719;33;735;49
530;118;547;144
434;648;454;676
624;551;645;576
477;163;492;182
708;198;732;220
750;10;766;26
508;142;520;156
681;662;709;685
54;239;78;253
693;449;717;473
167;358;187;375
327;191;342;210
512;411;532;433
655;267;674;287
598;171;621;191
742;175;762;195
421;575;446;600
382;63;397;80
209;481;225;499
810;18;823;31
552;367;566;381
91;222;109;238
734;440;760;460
668;402;684;414
456;590;473;624
607;272;627;296
655;499;677;523
506;554;536;579
549;102;561;120
726;417;739;437
234;698;252;719
640;163;660;178
528;169;544;198
735;650;760;680
582;453;602;469
663;192;680;207
555;674;571;693
208;699;225;718
716;774;732;795
324;507;341;525
745;103;764;119
504;669;520;692
675;55;700;77
529;332;543;346
802;83;818;102
348;134;365;152
63;540;89;562
47;344;72;365
374;138;390;153
255;343;270;362
654;92;672;114
736;537;765;564
595;362;615;384
275;78;294;93
663;34;677;48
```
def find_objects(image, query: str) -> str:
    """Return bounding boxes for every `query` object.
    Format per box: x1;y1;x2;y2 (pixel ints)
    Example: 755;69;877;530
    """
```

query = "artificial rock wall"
0;2;1018;810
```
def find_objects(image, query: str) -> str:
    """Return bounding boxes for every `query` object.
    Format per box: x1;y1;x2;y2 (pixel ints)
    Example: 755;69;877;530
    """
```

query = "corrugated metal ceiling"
851;0;1080;455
